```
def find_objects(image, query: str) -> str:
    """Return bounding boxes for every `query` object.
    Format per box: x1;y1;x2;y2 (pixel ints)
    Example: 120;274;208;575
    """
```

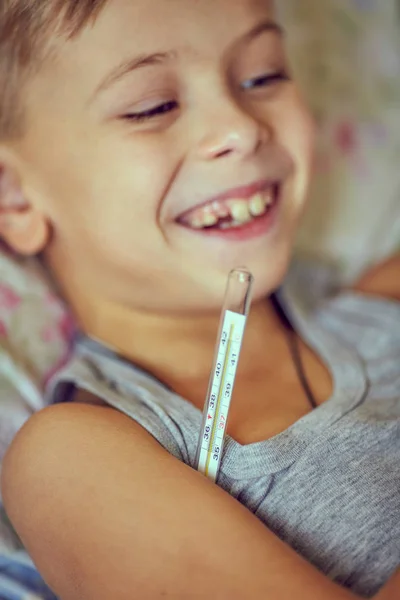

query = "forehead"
55;0;277;65
90;0;276;35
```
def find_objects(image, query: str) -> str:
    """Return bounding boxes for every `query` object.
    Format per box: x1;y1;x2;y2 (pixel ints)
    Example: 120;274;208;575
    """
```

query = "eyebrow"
92;19;283;100
92;52;175;100
243;19;284;43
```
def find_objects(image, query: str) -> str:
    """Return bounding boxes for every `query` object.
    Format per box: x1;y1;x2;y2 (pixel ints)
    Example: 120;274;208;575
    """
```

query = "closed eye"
123;100;179;122
241;71;289;90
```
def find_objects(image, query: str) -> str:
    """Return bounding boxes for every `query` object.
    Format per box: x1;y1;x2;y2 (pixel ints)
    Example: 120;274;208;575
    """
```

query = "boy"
0;0;399;598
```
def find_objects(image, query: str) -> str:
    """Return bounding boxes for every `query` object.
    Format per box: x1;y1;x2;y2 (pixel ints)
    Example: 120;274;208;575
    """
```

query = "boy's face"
15;0;314;313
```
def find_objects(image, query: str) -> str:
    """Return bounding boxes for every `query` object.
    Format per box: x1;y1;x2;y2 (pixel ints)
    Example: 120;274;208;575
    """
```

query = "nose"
194;93;271;162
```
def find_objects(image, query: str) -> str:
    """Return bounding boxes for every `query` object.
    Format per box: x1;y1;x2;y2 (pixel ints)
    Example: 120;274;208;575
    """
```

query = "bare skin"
2;258;400;600
0;0;398;596
0;0;315;418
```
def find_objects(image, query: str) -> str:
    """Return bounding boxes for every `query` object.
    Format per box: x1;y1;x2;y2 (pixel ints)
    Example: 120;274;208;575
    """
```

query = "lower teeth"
218;203;273;230
220;220;244;230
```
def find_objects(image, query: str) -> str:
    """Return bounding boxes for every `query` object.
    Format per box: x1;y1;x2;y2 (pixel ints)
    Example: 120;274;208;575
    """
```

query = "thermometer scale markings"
198;310;246;480
204;322;234;476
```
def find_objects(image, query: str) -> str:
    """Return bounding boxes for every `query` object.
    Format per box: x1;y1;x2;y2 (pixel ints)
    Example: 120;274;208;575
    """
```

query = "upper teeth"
183;189;275;229
230;200;252;224
249;193;266;217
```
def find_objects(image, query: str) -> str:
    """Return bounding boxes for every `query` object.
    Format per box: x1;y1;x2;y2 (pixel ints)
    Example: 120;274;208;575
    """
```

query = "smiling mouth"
177;184;279;231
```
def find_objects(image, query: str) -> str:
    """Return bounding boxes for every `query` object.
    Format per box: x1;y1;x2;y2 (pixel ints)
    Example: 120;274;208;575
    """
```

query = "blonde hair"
0;0;108;138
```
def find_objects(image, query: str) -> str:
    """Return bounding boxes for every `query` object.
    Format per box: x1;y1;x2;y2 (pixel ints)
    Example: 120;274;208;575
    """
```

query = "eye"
123;100;179;122
241;71;289;91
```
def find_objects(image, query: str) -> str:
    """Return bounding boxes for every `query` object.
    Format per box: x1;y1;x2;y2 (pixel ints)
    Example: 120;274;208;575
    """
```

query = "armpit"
73;388;109;407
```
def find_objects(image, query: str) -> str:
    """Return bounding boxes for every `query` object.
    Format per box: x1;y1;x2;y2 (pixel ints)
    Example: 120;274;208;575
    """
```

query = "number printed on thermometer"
197;310;246;482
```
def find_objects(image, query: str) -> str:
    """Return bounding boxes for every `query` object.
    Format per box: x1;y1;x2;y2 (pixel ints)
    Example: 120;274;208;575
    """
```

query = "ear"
0;156;51;256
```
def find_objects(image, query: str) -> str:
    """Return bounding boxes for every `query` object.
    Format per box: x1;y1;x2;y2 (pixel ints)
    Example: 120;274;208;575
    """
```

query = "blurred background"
281;0;400;280
0;4;399;594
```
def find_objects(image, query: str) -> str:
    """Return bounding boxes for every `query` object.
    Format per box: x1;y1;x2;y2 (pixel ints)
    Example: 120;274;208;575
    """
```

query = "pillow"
0;246;74;464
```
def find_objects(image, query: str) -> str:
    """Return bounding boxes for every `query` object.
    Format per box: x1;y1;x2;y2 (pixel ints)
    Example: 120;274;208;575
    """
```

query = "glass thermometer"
195;268;254;482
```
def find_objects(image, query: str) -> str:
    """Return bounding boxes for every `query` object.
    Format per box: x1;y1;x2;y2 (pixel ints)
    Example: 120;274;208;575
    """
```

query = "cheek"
49;135;177;245
89;138;178;234
286;92;315;171
273;91;316;198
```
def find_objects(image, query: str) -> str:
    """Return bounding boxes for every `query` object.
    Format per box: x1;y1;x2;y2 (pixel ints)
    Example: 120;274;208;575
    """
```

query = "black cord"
270;293;318;410
286;328;318;410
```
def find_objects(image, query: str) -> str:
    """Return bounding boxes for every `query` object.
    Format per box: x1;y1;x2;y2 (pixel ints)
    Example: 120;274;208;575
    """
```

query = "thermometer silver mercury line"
195;268;254;482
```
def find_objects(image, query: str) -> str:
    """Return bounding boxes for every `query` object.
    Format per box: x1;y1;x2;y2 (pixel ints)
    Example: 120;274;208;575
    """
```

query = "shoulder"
1;398;166;534
2;392;164;477
354;254;400;301
1;397;184;594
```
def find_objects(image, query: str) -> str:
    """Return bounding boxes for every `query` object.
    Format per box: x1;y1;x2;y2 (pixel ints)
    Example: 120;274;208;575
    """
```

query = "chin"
248;251;292;303
197;244;293;313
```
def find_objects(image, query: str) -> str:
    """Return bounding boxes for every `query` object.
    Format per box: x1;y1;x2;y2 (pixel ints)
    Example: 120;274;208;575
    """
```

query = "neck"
68;289;286;394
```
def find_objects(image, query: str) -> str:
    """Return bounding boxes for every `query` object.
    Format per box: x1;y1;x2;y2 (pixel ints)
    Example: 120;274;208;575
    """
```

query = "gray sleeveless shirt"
46;273;400;598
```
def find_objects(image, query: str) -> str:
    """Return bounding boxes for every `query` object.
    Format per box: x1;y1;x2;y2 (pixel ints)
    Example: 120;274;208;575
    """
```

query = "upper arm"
354;254;400;301
375;571;400;600
1;402;355;600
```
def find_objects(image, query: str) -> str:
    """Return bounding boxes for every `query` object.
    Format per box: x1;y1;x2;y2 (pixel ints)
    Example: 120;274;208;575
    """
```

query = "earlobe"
0;161;51;256
0;209;51;256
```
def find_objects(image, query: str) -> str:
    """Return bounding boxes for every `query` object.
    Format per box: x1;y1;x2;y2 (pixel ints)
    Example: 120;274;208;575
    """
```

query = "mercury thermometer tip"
225;267;254;317
231;266;253;282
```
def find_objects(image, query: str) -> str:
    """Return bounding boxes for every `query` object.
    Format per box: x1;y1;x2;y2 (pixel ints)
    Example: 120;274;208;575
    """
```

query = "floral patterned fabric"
0;251;72;465
0;1;399;597
0;251;69;597
0;0;398;454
